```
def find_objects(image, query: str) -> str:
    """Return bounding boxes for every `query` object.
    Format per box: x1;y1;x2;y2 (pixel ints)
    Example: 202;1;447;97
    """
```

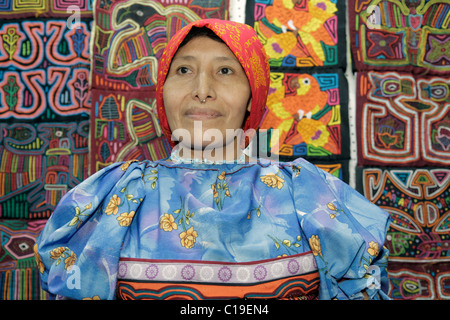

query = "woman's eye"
177;67;190;74
219;67;233;75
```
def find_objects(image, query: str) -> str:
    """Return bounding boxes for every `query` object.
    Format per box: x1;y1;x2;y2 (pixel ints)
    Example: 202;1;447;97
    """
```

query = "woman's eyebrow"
172;55;238;63
172;55;197;62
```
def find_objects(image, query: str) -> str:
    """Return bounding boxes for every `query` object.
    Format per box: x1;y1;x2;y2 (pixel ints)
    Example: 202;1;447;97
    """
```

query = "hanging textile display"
351;0;450;300
89;0;230;172
357;167;450;300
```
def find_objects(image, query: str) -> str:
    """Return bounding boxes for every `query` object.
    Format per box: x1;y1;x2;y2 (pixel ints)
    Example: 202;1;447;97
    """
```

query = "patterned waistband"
118;252;317;285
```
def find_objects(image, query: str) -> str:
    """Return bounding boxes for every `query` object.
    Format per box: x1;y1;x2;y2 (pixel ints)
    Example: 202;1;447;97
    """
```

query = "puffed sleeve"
289;159;391;300
33;160;146;300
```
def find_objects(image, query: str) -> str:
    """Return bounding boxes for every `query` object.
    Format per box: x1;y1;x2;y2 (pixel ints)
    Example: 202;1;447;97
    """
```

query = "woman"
34;19;390;300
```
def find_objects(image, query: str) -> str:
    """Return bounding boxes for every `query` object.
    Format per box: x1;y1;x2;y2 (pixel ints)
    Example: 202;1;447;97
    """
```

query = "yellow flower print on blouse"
327;202;337;219
160;213;178;232
120;160;138;171
180;226;198;249
291;164;301;177
326;202;345;219
109;187;142;227
367;241;380;257
327;203;337;211
211;184;219;198
144;169;159;189
33;243;44;274
160;198;199;249
117;211;135;227
83;296;100;300
50;247;65;260
211;171;231;210
105;195;121;215
65;251;77;270
268;234;302;257
260;172;285;189
69;203;93;228
49;246;77;270
309;235;322;257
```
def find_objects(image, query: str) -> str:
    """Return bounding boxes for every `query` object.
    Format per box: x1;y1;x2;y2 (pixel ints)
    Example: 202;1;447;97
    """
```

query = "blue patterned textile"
34;158;390;300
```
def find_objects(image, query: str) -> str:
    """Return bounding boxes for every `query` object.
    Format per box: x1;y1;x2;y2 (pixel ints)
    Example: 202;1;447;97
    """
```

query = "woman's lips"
185;108;222;120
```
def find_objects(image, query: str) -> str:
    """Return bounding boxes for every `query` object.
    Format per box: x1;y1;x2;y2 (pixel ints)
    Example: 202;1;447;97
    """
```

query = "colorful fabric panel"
116;253;319;299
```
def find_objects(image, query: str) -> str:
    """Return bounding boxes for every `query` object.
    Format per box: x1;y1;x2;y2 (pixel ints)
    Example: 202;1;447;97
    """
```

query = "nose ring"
200;99;206;104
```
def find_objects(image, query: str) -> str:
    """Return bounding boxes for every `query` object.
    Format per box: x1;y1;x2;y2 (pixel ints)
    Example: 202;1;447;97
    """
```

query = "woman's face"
163;36;252;151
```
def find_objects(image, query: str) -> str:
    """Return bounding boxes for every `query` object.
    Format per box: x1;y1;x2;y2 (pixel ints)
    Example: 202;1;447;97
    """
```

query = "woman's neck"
170;142;248;164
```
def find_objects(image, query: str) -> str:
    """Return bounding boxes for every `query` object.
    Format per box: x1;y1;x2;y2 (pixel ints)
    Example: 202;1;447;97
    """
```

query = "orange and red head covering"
156;19;270;148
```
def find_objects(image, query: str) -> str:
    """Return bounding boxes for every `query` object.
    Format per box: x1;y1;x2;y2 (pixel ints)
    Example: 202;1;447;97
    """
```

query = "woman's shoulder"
91;159;166;179
56;159;165;210
257;156;325;178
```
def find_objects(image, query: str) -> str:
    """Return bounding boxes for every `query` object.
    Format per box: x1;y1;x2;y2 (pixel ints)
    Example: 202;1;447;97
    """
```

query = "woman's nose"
192;72;215;103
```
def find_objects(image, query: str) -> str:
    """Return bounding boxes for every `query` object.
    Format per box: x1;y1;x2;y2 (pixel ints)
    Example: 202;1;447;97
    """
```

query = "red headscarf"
156;19;270;148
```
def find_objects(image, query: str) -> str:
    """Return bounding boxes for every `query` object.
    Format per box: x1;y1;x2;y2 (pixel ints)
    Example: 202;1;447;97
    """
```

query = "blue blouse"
34;157;390;300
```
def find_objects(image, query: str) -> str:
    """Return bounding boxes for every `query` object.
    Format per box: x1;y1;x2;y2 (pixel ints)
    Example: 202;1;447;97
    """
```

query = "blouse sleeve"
33;160;146;300
289;159;391;300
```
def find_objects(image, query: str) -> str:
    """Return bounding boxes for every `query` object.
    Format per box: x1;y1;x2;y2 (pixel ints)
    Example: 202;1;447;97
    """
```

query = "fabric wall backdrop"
0;0;448;300
350;0;450;300
0;0;92;299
